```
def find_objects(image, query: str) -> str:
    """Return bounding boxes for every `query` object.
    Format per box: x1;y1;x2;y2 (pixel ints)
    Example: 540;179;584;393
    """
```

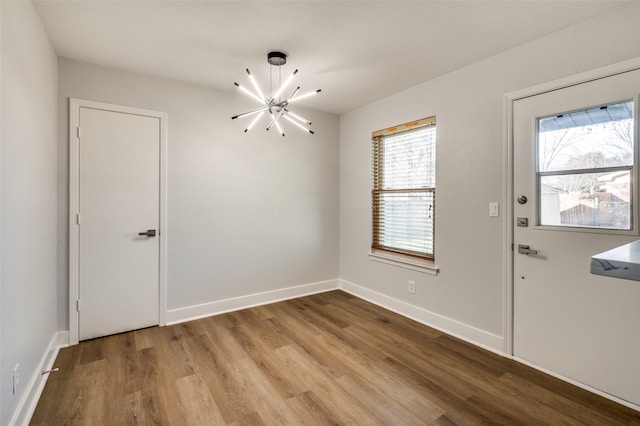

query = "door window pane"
538;102;633;172
540;171;630;229
537;101;634;230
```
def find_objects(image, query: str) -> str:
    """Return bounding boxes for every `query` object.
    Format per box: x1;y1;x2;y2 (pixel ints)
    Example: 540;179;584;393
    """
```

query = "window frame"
371;116;436;262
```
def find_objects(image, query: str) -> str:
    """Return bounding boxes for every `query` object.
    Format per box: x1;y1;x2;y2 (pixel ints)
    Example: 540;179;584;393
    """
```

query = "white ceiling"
33;1;627;115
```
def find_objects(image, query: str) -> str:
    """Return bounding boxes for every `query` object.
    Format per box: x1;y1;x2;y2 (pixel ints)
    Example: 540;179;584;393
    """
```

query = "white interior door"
78;106;160;340
513;69;640;406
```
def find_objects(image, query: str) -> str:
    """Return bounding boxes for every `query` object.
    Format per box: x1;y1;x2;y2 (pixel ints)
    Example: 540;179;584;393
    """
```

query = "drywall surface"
57;59;340;327
339;2;640;349
1;1;58;424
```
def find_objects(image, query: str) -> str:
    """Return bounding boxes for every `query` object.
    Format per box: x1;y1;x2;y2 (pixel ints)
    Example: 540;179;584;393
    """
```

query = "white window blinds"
372;117;436;260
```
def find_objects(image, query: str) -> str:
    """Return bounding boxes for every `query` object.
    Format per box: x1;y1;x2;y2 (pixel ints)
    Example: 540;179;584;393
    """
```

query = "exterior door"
77;105;160;340
513;69;640;406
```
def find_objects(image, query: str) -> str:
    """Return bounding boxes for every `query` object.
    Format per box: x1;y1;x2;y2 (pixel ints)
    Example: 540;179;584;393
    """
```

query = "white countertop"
591;240;640;281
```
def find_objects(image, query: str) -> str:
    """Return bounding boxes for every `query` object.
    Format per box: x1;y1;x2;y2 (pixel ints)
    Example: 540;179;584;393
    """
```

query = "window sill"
368;251;439;275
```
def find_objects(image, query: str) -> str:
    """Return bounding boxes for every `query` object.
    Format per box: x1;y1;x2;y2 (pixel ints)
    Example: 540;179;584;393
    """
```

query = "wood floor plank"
504;358;640;424
77;358;108;424
286;393;336;426
190;332;256;423
335;374;432;425
309;332;446;420
272;344;386;425
239;325;309;398
288;297;352;331
199;317;250;364
497;372;621;426
227;412;267;426
78;337;105;365
250;304;276;321
262;313;323;347
338;323;479;401
102;332;140;401
235;307;293;349
31;291;640;425
121;391;146;426
174;374;226;425
133;325;161;351
226;356;305;425
137;346;171;424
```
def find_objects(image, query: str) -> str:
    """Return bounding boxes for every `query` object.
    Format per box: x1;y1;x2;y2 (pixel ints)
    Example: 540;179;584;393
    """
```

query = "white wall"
57;59;340;327
1;1;59;424
339;2;640;352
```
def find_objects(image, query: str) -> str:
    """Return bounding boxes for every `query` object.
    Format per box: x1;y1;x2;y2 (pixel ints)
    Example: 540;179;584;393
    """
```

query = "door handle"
138;229;156;237
518;244;538;255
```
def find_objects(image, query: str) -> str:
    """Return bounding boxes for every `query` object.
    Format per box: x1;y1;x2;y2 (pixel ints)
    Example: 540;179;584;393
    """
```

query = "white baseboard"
338;279;505;354
165;279;340;325
9;331;69;426
56;330;70;347
165;278;504;352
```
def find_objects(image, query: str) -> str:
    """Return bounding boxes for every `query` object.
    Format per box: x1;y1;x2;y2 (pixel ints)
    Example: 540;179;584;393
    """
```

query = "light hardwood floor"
31;291;640;425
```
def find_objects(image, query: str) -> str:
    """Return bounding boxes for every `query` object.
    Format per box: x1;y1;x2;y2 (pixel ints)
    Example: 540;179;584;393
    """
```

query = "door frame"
68;98;168;345
504;57;640;357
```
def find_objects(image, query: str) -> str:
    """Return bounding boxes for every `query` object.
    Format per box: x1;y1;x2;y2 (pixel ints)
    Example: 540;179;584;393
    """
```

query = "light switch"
489;202;499;217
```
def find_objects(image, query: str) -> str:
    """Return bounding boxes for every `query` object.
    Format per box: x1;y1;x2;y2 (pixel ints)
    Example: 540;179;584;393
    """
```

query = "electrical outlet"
13;364;19;395
408;280;416;294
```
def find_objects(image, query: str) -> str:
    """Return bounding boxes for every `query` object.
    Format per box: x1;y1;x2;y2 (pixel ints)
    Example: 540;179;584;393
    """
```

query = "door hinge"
76;126;81;139
76;300;80;312
76;213;81;225
511;243;514;251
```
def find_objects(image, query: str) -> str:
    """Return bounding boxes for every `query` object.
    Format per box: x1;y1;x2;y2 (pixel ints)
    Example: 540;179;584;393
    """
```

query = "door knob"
138;229;156;237
518;244;538;255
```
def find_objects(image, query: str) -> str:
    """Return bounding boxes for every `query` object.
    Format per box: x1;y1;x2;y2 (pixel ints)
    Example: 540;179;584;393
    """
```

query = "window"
537;101;635;230
372;117;436;260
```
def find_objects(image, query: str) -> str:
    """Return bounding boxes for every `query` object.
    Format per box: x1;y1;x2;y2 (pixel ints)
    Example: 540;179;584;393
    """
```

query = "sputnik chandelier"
232;51;321;136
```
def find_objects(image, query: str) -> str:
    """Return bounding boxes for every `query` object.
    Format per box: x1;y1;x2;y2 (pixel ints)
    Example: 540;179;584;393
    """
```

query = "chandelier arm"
287;89;321;104
266;106;287;131
246;69;265;102
231;104;272;120
268;113;285;136
283;109;312;125
274;119;285;137
234;82;265;104
283;115;314;134
286;86;301;103
244;111;265;132
272;69;298;101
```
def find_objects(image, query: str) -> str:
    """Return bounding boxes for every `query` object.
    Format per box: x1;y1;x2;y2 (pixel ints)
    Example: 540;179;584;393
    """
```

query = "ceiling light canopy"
232;51;321;136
